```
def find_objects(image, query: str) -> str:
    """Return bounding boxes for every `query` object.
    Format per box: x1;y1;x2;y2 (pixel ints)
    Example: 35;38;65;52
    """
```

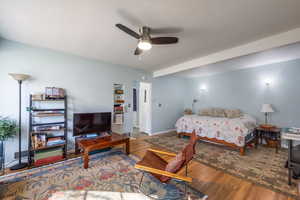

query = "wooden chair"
135;131;197;197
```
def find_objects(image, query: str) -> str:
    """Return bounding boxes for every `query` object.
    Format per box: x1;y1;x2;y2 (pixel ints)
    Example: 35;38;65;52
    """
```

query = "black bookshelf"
28;95;68;166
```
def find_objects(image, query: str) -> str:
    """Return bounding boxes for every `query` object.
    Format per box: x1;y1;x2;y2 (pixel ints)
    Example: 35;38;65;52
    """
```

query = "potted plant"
0;117;18;173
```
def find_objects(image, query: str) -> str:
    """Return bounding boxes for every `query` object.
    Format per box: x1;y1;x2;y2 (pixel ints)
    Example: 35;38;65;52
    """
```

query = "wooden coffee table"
77;133;130;169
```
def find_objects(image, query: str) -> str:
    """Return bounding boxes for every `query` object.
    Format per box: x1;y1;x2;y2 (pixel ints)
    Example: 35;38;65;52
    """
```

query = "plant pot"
0;140;4;175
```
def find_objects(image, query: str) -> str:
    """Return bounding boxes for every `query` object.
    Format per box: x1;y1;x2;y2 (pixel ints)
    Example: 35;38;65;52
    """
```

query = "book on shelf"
33;125;63;132
114;106;123;111
115;100;125;104
34;147;63;166
34;148;63;160
45;87;65;99
115;89;124;94
33;111;64;117
32;93;44;101
34;155;63;166
47;138;65;146
32;134;47;149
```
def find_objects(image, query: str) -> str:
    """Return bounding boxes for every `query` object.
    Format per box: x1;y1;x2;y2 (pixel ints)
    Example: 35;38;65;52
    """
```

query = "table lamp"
9;73;30;170
260;104;275;128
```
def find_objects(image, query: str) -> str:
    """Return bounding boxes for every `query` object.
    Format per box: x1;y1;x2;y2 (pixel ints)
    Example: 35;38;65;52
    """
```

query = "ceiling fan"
116;23;179;55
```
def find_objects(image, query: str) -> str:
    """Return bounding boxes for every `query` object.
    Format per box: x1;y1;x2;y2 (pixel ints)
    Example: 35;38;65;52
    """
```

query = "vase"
0;140;4;175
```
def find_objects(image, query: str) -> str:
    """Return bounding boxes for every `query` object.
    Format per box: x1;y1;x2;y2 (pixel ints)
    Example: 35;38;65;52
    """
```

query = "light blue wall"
185;59;300;128
0;39;151;165
151;75;187;133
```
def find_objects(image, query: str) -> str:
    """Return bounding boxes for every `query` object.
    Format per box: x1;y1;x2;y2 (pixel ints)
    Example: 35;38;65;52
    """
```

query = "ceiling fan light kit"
116;23;179;55
138;40;152;50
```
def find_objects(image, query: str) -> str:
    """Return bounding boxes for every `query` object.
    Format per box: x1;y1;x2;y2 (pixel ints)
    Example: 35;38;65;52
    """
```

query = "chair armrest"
135;164;192;183
148;148;177;157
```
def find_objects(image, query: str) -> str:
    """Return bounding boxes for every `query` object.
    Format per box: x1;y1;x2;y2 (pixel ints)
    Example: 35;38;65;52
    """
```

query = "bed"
175;114;257;155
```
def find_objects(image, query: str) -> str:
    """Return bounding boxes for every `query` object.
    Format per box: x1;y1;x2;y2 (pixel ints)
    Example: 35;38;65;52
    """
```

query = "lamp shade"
9;73;30;81
260;104;274;113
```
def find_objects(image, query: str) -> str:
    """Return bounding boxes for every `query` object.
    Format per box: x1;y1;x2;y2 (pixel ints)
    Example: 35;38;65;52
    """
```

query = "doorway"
131;81;152;138
138;82;152;135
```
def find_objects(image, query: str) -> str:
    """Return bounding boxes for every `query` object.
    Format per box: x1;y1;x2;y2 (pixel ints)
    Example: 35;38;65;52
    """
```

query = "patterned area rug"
145;132;297;198
0;149;207;200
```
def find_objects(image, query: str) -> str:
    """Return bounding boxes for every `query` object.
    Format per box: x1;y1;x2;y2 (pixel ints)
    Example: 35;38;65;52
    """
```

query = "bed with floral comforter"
175;114;257;147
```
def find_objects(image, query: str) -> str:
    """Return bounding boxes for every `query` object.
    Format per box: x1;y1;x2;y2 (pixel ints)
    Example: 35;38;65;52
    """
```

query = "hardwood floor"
129;135;295;200
3;133;296;200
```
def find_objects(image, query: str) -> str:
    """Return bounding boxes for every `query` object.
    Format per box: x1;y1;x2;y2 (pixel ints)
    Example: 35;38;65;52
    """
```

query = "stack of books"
45;87;65;99
34;148;63;166
114;106;123;114
47;137;65;146
33;125;63;132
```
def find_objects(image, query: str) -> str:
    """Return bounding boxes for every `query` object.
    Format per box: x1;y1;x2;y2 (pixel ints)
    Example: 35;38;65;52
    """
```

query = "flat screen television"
73;112;111;136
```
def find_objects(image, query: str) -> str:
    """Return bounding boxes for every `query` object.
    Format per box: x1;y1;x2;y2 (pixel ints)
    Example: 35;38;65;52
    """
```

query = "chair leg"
139;172;144;190
184;163;188;197
185;164;188;176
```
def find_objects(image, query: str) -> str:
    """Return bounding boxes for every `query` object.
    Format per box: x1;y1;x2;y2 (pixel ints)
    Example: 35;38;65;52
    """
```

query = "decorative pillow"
211;108;226;118
199;108;213;116
183;108;193;115
224;109;242;118
165;152;185;173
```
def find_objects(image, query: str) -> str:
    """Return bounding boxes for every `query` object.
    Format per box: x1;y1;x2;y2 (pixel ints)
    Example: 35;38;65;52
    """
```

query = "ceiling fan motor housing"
139;26;151;40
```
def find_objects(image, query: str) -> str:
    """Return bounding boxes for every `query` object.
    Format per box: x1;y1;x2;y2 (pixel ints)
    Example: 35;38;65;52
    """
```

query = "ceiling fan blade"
134;47;143;55
116;24;140;39
151;37;178;45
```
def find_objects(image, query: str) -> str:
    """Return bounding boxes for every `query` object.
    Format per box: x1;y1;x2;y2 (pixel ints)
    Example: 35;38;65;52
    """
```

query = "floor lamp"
9;73;30;170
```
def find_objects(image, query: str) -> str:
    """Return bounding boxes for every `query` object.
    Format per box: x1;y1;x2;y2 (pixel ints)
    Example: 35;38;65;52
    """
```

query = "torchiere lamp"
9;73;30;170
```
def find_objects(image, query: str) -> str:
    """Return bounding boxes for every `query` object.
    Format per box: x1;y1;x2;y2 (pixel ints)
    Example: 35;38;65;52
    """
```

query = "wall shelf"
113;84;125;125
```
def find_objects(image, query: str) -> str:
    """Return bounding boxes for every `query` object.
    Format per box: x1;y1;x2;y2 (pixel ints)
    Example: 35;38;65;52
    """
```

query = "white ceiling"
175;42;300;78
0;0;300;72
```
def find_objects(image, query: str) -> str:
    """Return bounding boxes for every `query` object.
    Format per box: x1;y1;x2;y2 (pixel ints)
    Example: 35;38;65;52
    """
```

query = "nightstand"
256;126;281;153
282;132;300;185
